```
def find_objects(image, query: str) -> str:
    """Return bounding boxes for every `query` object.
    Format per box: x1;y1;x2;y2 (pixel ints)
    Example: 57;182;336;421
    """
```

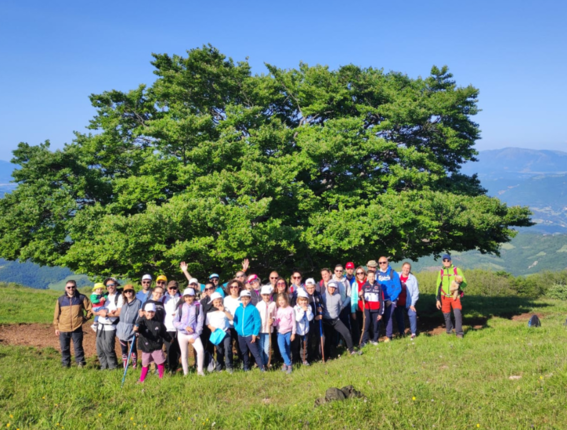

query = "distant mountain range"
0;160;16;197
462;148;567;234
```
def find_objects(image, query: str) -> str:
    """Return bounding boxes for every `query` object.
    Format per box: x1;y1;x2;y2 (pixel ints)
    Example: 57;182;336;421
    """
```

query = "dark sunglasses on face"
292;276;301;279
66;286;76;289
269;277;277;280
106;284;116;287
169;287;178;291
142;281;151;284
379;262;388;265
335;269;343;272
443;259;451;262
157;281;166;285
124;290;134;294
205;287;215;291
356;272;365;275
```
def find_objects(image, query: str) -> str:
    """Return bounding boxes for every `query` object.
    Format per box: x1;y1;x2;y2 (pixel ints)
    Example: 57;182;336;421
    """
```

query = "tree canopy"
0;45;532;280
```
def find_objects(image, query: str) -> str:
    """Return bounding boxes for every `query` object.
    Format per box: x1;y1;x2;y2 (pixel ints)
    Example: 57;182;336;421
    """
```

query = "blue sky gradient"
0;0;565;161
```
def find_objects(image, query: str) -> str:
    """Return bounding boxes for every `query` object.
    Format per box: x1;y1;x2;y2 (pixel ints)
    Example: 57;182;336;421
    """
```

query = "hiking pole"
319;308;325;363
121;334;136;388
360;293;366;346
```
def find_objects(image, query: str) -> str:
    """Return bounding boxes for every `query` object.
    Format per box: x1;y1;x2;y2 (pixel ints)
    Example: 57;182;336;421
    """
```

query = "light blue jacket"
233;303;262;337
397;272;419;308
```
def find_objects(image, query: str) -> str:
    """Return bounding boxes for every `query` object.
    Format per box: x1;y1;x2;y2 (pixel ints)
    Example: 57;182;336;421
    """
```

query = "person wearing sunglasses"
266;271;280;292
436;254;467;338
142;285;166;322
163;280;182;374
94;277;123;370
351;266;367;346
332;264;352;336
245;274;262;305
290;271;304;294
53;280;93;368
395;262;420;340
199;281;220;368
224;280;244;363
179;259;249;296
136;274;153;305
376;257;402;342
116;284;142;369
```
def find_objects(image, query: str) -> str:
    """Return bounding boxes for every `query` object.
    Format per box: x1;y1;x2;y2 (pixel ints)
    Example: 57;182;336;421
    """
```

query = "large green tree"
0;45;532;280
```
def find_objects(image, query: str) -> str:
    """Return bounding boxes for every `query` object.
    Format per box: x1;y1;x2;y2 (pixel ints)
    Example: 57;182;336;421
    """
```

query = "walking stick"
121;335;136;388
267;328;272;368
359;292;366;346
319;308;325;363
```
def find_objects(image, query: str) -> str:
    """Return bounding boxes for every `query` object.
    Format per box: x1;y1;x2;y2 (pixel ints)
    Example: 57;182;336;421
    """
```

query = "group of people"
53;254;467;383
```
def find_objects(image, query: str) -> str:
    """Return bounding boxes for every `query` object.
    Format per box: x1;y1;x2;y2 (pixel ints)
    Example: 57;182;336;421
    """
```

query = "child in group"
275;293;296;374
360;270;385;347
231;290;265;372
174;288;205;377
294;290;314;366
90;283;106;332
256;285;277;367
205;292;234;373
133;302;171;383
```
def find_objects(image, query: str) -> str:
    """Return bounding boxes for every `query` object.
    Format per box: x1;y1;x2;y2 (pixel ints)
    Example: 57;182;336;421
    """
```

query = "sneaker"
77;363;85;369
302;361;310;366
456;334;463;339
350;350;362;356
370;341;379;346
286;365;292;374
383;338;391;343
197;371;206;377
226;368;234;374
359;342;367;348
281;364;287;372
410;334;416;340
90;324;97;333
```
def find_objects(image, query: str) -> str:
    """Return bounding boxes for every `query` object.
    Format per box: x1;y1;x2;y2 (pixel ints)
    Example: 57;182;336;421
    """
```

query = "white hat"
305;278;316;285
240;290;251;298
297;290;309;299
189;278;199;285
210;292;222;301
182;288;196;296
260;285;272;295
145;303;156;312
142;274;152;281
327;280;338;289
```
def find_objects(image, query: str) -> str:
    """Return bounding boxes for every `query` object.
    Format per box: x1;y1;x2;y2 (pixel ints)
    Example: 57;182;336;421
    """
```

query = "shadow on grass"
411;294;551;336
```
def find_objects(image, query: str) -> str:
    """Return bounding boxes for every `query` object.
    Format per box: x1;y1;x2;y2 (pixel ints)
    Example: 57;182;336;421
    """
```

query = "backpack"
528;315;541;327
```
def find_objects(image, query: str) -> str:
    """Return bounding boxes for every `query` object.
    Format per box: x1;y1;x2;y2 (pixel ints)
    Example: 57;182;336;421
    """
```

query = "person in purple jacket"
174;288;205;376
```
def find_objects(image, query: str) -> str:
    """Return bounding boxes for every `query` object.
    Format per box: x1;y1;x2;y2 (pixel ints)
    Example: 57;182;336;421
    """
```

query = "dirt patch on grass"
0;321;119;358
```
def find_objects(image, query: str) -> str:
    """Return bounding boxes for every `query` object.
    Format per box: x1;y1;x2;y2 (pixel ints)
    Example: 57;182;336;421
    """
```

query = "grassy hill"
404;232;567;276
1;282;567;428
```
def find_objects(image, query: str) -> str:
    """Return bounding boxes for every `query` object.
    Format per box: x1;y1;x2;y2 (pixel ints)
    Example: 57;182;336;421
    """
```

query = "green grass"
2;284;567;429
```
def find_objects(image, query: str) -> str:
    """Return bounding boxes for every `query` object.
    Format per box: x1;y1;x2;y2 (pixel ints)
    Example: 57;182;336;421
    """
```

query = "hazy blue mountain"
0;160;17;197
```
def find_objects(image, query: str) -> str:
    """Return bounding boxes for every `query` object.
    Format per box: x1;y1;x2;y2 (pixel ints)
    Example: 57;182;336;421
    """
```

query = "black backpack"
528;315;541;327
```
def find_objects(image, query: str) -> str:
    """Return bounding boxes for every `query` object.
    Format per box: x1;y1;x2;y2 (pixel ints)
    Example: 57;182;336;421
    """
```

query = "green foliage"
0;46;532;279
0;282;62;324
2;298;567;428
546;284;567;301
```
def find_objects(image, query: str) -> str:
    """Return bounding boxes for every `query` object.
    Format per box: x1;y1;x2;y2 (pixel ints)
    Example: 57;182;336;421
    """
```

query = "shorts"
141;350;166;367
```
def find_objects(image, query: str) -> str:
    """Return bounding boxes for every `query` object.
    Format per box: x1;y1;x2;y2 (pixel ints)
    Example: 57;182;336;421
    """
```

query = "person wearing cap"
90;282;106;332
116;284;142;369
155;275;168;290
224;279;244;363
230;290;265;372
94;277;123;370
53;280;93;368
174;288;205;376
246;274;262;305
395;262;420;340
304;278;325;362
366;260;378;273
377;256;402;342
294;289;314;366
345;262;356;286
163;280;182;373
256;285;277;367
205;292;234;373
133;302;172;382
136;274;153;304
436;254;467;338
322;280;358;357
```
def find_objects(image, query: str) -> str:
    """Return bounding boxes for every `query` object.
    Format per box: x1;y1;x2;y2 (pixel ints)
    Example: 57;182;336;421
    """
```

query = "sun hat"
305;278;316;285
93;283;105;291
182;288;196;296
156;275;168;283
210;292;223;301
123;284;135;292
261;285;272;295
366;260;378;268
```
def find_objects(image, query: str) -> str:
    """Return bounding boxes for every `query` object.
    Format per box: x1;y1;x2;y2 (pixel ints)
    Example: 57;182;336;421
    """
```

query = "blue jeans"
277;331;292;366
394;306;417;335
258;333;270;366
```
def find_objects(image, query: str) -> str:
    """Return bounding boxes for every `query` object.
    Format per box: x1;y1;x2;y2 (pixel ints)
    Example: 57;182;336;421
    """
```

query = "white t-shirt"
206;310;231;332
163;293;180;332
98;293;123;331
223;296;241;326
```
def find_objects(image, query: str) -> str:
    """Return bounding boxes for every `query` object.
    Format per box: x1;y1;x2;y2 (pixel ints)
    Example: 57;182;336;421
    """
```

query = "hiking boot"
370;341;379;346
286;365;292;374
77;363;85;369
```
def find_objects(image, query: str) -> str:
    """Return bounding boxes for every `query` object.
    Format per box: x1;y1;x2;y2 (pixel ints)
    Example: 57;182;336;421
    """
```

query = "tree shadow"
409;294;551;336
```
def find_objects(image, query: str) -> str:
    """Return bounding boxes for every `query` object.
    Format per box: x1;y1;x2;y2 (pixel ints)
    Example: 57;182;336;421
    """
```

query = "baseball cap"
260;285;271;295
156;275;168;283
145;303;156;312
182;288;196;296
189;278;199;285
442;254;452;261
297;290;309;299
209;273;220;280
305;278;316;285
345;262;355;269
327;280;339;289
247;274;259;283
240;290;251;298
141;274;152;281
209;292;222;301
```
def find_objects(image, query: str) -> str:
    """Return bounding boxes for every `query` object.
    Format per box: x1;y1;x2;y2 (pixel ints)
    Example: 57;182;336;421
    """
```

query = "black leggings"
119;338;137;357
323;318;354;358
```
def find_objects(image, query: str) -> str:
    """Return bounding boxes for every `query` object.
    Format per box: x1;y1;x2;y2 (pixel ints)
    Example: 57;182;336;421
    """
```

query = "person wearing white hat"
294;289;314;366
256;285;277;367
205;292;234;373
174;288;205;376
133;302;172;383
136;274;153;304
322;281;359;358
231;290;265;372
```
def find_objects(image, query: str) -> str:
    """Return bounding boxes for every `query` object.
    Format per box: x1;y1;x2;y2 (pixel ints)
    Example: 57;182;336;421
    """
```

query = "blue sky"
0;0;565;161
